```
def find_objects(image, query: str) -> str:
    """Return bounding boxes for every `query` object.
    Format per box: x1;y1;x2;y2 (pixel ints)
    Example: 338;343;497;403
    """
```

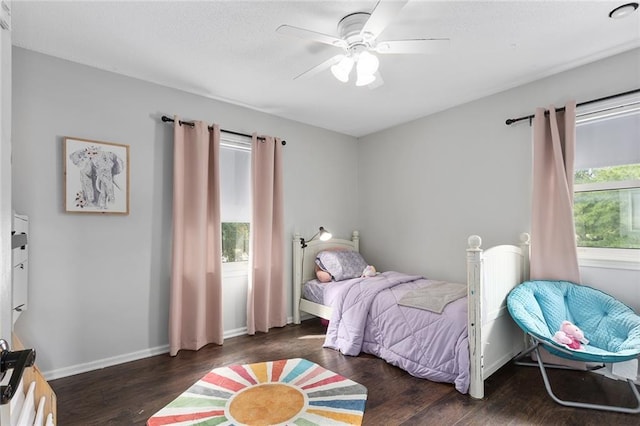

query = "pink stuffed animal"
361;265;376;277
552;320;589;349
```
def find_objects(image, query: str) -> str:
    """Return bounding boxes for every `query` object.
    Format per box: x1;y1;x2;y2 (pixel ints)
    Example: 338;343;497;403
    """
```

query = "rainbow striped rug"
147;358;368;425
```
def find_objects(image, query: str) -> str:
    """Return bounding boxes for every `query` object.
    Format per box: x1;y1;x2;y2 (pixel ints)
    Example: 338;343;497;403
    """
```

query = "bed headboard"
292;230;359;321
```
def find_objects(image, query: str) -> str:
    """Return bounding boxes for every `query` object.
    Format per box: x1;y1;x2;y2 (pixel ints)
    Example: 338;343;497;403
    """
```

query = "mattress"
302;279;326;304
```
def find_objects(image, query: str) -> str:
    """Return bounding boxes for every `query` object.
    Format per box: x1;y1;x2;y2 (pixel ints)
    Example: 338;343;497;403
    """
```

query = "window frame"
573;93;640;270
220;133;252;266
223;259;250;275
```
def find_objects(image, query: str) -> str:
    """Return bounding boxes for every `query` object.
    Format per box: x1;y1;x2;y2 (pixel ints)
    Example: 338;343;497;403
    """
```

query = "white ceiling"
10;0;640;137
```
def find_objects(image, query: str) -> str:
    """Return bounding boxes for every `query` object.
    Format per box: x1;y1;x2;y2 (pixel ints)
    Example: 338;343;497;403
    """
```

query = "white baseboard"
299;313;313;322
42;326;261;381
590;361;640;385
42;344;170;381
224;326;247;339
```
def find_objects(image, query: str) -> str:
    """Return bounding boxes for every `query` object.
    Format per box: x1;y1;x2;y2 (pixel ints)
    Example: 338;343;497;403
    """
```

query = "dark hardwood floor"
50;319;639;425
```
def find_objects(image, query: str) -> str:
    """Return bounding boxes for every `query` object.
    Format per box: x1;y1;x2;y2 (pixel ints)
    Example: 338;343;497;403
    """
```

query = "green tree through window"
574;164;640;249
222;222;250;262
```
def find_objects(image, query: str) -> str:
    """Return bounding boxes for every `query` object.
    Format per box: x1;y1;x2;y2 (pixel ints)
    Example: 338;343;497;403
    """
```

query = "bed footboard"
467;233;530;399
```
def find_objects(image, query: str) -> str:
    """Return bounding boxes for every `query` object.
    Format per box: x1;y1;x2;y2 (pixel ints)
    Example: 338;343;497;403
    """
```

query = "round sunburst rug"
147;358;368;425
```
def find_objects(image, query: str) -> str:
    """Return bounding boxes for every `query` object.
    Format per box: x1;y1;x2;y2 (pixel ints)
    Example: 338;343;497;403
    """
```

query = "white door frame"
0;0;13;423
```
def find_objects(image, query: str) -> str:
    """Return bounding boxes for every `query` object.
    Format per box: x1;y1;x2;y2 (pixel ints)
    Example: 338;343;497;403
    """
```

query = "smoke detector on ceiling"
608;2;639;19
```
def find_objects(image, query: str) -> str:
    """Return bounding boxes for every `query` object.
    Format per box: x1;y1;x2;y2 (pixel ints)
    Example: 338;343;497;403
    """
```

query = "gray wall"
358;48;640;312
11;47;359;377
12;45;640;378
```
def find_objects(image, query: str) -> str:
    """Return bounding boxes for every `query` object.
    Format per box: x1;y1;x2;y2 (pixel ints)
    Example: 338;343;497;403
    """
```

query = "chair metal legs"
515;342;640;414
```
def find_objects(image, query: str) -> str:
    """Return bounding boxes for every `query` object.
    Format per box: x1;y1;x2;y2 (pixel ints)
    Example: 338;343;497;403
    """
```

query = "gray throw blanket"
398;281;467;313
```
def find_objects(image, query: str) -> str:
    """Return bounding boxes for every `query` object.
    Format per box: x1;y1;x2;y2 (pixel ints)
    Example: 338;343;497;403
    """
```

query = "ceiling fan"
276;0;449;87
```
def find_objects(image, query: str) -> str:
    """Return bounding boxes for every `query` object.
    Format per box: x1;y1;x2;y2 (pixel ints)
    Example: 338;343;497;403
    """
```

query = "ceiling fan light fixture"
278;2;451;89
356;50;380;75
331;55;354;82
356;71;376;87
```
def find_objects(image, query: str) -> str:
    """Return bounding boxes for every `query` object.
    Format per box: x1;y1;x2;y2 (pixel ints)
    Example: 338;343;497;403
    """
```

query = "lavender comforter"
323;271;470;394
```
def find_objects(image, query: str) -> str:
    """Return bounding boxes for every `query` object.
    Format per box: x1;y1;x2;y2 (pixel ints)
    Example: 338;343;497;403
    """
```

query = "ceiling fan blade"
360;0;409;39
374;38;450;54
293;55;344;80
276;24;347;48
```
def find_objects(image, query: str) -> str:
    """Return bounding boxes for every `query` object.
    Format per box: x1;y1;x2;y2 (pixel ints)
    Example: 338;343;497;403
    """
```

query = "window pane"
574;187;640;249
220;146;251;223
575;112;640;169
633;191;640;231
574;94;640;252
222;222;250;263
575;164;640;185
220;140;251;263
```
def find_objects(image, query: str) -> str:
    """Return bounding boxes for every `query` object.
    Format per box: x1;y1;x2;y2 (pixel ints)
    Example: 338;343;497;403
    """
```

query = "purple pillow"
315;250;368;281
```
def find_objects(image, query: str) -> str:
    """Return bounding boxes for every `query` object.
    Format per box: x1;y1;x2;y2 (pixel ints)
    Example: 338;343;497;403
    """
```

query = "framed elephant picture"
64;137;130;214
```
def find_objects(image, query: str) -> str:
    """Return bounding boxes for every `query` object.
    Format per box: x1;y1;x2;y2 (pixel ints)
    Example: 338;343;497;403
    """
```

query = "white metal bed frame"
292;230;530;399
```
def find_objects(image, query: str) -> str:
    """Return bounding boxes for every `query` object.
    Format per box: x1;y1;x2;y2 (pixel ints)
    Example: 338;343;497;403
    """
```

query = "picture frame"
63;137;130;214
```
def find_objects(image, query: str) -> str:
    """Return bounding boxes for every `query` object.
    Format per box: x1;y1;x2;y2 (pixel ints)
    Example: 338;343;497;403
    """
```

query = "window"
574;92;640;267
220;134;251;263
574;165;640;248
222;222;249;262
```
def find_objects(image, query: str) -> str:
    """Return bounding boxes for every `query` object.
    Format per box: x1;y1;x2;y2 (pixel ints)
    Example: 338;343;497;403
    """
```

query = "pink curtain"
530;102;581;283
247;134;286;334
169;118;224;356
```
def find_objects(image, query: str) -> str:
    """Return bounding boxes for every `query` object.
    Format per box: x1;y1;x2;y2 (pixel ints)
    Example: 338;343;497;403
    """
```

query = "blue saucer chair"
507;280;640;413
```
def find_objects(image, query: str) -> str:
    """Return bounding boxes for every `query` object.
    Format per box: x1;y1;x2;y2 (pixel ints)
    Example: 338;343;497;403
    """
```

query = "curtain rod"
161;116;286;145
504;88;640;126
